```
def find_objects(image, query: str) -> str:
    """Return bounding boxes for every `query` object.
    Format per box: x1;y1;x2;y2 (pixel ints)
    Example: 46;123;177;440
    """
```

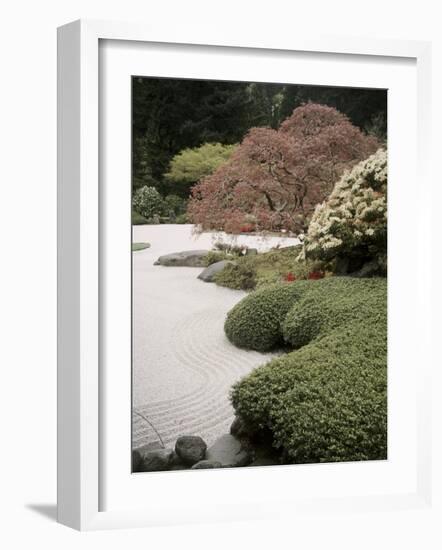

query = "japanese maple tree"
187;103;379;234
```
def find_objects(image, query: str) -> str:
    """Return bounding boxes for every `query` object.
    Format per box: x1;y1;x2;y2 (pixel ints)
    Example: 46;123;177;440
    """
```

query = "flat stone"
175;435;207;466
206;434;252;468
134;447;174;472
154;250;209;267
198;260;234;282
191;460;222;469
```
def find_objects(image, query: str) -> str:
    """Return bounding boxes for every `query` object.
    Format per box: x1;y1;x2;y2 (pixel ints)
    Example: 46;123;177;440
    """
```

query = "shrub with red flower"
285;272;296;282
187;103;379;234
308;271;325;280
239;223;255;233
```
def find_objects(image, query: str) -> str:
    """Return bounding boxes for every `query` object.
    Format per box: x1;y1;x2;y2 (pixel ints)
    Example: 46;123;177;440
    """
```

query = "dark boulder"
133;447;174;472
175;435;207;466
198;260;234;282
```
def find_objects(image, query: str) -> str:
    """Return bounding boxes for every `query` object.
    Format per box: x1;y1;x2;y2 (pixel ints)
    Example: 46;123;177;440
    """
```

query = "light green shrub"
165;142;237;186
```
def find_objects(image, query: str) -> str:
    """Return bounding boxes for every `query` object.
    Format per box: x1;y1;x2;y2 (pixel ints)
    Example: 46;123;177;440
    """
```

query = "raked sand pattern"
132;225;299;449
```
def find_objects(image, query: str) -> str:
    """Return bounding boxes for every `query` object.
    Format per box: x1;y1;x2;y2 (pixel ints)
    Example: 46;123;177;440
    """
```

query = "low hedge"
214;263;257;291
214;245;324;291
227;277;387;463
224;281;309;351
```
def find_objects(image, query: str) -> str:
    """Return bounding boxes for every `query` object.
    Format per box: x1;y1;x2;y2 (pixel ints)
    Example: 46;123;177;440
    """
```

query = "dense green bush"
228;277;387;463
224;282;309;351
282;277;386;348
162;194;187;218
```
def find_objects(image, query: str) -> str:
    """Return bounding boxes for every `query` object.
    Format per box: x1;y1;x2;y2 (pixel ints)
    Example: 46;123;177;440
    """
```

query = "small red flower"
285;272;296;282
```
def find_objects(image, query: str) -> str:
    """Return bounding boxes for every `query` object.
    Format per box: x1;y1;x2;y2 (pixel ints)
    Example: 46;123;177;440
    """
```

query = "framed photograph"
57;19;433;530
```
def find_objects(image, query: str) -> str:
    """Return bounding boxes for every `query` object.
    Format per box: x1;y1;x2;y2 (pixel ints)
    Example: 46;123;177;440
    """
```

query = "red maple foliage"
187;104;379;234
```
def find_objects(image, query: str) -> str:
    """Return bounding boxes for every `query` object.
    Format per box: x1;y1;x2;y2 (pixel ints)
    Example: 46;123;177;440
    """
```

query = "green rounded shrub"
228;277;387;463
224;282;309;351
282;277;387;348
231;321;387;463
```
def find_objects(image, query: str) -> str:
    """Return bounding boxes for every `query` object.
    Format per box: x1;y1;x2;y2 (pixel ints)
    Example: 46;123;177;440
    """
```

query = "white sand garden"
132;224;299;449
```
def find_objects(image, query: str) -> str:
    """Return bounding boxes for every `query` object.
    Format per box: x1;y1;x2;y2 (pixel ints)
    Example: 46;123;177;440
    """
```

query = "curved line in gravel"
133;307;276;448
132;225;297;449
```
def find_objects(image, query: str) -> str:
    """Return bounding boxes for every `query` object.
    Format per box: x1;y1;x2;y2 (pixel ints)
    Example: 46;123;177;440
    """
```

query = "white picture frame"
57;19;433;531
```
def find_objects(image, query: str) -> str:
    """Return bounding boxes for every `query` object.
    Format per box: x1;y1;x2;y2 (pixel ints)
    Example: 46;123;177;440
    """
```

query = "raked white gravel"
132;224;299;449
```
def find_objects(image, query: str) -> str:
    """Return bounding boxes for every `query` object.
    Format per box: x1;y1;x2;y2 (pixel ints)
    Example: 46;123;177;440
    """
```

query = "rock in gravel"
134;447;174;472
197;260;234;282
153;250;209;267
191;460;222;469
175;435;207;466
132;442;164;472
206;434;252;468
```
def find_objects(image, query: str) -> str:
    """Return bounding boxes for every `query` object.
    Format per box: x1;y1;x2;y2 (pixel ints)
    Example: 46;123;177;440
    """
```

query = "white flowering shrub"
300;149;387;272
132;186;164;221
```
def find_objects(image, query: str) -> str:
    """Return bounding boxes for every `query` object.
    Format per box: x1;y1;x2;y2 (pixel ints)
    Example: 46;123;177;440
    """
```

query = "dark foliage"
132;78;387;196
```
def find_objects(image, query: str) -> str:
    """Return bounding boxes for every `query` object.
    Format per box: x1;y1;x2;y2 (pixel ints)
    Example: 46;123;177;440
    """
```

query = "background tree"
132;78;253;193
279;85;387;139
188;104;379;234
164;143;237;197
132;78;387;196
